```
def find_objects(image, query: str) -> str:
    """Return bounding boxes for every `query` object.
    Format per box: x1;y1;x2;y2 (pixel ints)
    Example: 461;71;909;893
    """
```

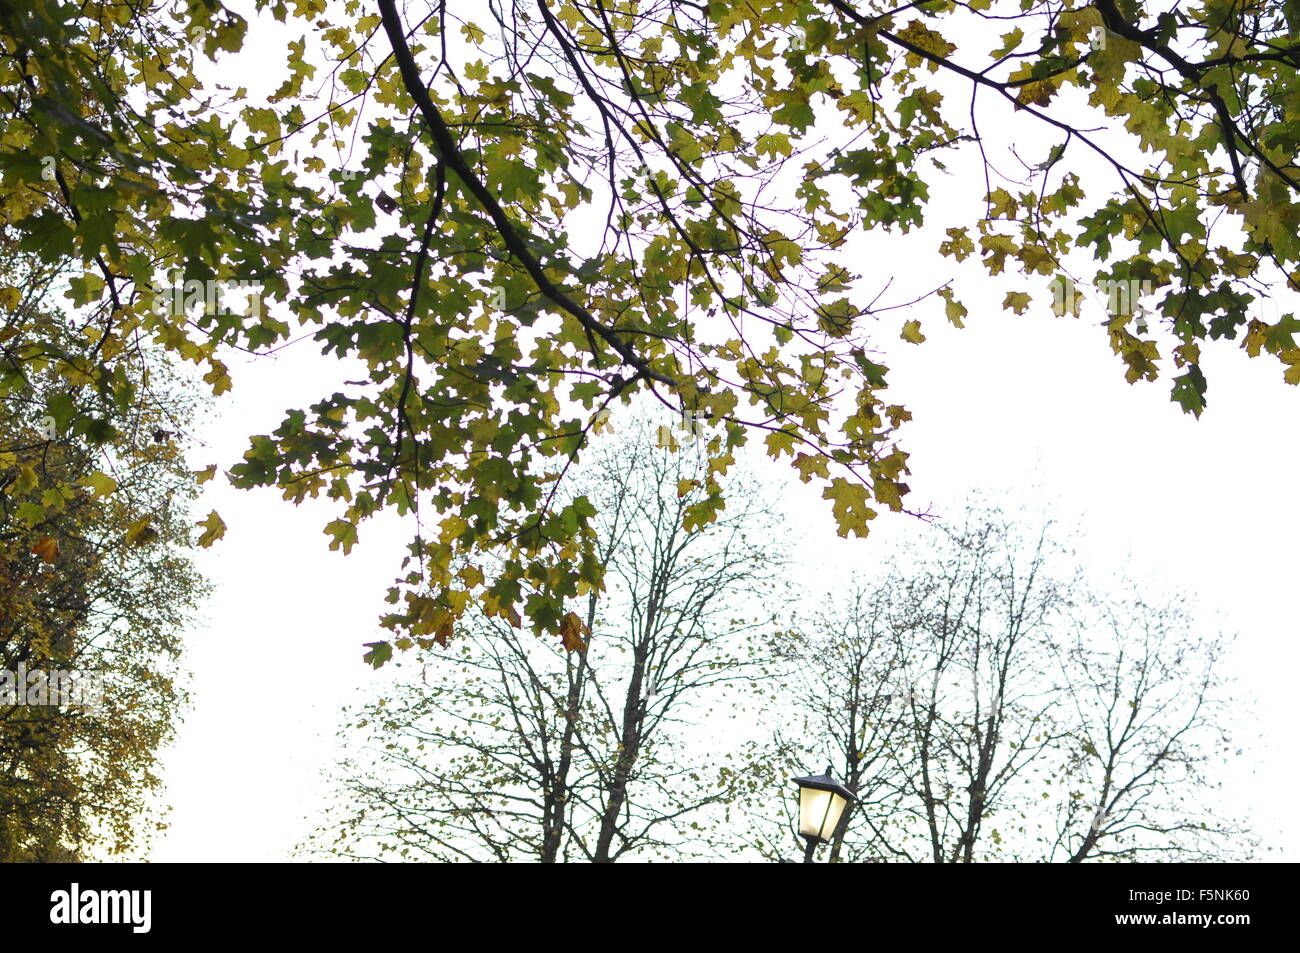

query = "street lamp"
791;765;855;862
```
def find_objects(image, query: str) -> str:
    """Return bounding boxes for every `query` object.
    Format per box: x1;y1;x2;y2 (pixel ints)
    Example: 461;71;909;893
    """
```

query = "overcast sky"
139;2;1299;861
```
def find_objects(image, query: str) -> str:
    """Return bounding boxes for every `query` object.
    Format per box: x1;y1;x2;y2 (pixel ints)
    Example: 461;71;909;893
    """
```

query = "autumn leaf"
363;641;393;669
82;471;117;499
1015;81;1056;108
1003;292;1033;315
31;537;59;563
939;287;968;327
901;320;926;344
896;20;956;59
559;611;589;652
823;478;876;539
125;517;159;547
324;518;359;554
196;510;227;548
433;620;453;647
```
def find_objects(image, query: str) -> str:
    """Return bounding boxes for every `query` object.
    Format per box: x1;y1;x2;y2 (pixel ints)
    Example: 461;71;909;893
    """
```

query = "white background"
140;1;1299;861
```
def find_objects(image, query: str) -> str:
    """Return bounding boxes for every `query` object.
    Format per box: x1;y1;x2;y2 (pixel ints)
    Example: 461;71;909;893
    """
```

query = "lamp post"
791;765;855;863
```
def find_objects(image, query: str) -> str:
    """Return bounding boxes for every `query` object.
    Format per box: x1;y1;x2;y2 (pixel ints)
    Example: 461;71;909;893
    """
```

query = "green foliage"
0;262;206;858
1;0;1296;657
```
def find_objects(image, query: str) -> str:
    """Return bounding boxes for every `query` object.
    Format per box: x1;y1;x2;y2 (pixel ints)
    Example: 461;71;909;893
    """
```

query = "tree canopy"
0;250;204;858
751;508;1244;863
307;420;784;861
1;0;1296;658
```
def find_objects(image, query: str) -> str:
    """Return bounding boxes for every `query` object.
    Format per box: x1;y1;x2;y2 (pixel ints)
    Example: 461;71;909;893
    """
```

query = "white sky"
140;281;1300;861
135;2;1298;861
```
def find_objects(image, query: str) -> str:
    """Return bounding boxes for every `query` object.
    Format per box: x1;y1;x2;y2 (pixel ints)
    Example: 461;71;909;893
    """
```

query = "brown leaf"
31;537;59;564
434;620;453;647
1015;81;1055;108
559;611;588;653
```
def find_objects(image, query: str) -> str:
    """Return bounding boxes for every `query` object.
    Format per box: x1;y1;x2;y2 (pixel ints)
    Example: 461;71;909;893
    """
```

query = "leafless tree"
761;585;912;863
1046;592;1239;862
756;506;1249;862
303;417;785;861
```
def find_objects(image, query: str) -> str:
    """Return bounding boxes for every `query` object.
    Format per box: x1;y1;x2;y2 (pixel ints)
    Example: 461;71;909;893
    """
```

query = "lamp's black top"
791;765;857;802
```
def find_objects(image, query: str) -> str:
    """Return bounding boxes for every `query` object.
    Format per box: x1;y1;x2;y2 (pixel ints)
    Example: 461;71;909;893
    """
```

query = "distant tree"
755;506;1248;862
0;251;207;860
758;584;913;863
303;419;784;861
1045;590;1238;862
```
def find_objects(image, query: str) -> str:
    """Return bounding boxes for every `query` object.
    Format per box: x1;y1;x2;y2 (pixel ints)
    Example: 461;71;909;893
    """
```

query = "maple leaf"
434;621;453;647
559;611;589;652
896;20;956;59
1015;81;1056;108
823;478;876;539
901;319;926;344
363;641;393;669
1003;292;1033;315
196;510;226;548
31;537;59;563
125;517;159;547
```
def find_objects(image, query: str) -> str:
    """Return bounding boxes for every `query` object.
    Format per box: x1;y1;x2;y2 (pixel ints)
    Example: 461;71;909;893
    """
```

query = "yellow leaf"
793;452;830;482
822;477;876;539
1015;81;1056;108
324;518;358;554
992;27;1024;58
32;537;59;563
896;20;956;60
559;611;589;653
986;187;1018;219
196;510;226;548
82;471;118;499
433;620;453;647
126;517;158;547
941;290;968;327
1003;292;1033;315
203;359;232;396
901;319;926;344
